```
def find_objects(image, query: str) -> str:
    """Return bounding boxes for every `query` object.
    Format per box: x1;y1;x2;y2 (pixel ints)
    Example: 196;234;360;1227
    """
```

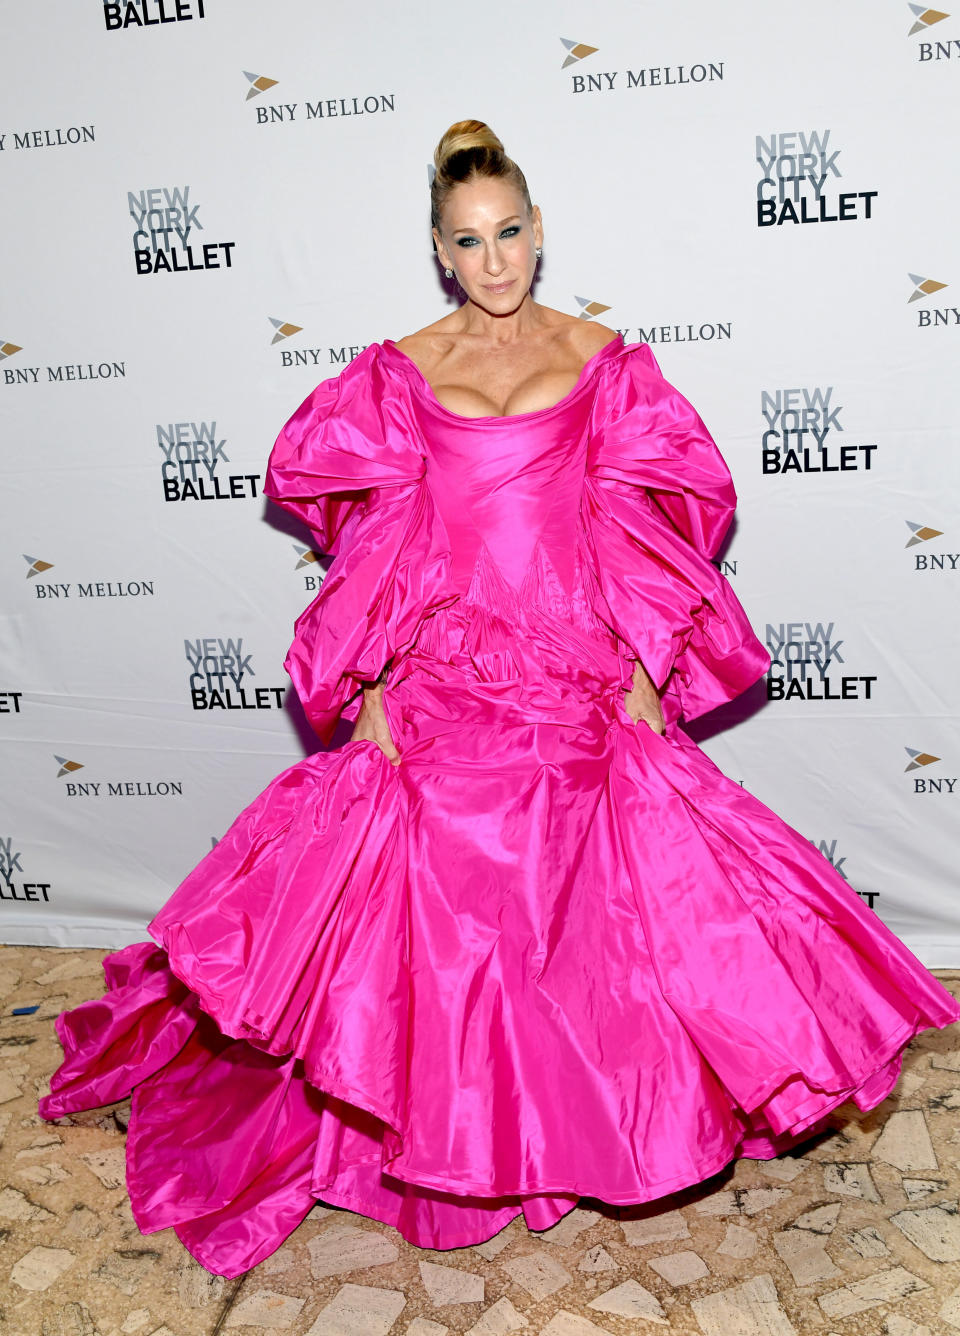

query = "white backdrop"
2;0;958;963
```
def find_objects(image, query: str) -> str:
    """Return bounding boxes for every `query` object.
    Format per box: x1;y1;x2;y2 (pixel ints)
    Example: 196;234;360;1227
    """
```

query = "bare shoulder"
568;319;621;360
536;306;620;364
392;315;460;373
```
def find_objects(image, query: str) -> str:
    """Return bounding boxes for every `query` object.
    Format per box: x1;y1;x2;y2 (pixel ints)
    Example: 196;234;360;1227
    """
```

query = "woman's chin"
466;286;532;319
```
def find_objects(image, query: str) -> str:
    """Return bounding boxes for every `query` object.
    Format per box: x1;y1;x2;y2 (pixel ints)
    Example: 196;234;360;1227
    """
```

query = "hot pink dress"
39;337;960;1277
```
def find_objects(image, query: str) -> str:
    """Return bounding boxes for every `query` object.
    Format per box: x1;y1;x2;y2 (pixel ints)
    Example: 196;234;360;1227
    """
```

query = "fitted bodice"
379;339;616;597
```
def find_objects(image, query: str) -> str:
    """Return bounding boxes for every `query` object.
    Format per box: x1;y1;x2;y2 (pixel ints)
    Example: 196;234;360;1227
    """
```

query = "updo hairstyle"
430;119;533;231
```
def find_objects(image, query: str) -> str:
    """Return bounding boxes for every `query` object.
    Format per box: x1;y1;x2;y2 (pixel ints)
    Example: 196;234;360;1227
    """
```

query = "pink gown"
39;337;960;1277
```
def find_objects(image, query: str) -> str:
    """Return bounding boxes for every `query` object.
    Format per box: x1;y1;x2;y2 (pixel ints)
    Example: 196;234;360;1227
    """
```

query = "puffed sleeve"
263;345;456;744
581;342;770;724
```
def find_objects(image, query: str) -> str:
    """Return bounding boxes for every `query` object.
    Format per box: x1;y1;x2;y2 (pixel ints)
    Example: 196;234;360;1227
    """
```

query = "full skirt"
39;673;960;1277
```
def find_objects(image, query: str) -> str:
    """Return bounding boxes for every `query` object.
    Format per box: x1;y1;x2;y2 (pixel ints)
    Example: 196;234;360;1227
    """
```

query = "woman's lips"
484;280;515;293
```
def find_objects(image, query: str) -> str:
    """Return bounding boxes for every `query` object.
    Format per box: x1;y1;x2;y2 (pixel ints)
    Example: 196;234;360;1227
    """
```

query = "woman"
40;120;960;1278
350;124;666;758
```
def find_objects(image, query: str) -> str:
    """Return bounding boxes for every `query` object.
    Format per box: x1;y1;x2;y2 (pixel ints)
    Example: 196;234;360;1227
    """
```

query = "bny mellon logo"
905;520;943;548
1;340;22;361
244;71;279;101
905;748;939;772
575;297;611;321
293;545;320;571
24;555;54;580
560;38;598;68
55;756;83;779
908;273;947;302
908;5;950;34
269;317;302;345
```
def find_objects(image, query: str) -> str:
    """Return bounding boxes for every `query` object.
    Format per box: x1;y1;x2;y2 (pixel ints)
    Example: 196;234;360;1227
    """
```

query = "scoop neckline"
381;335;623;423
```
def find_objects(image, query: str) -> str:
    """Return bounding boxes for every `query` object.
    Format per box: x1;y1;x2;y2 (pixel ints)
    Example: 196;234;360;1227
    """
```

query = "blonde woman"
41;120;960;1276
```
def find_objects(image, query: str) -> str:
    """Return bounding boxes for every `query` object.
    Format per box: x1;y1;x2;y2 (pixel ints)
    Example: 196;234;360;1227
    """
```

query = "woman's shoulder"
514;306;622;369
390;316;460;378
558;314;621;364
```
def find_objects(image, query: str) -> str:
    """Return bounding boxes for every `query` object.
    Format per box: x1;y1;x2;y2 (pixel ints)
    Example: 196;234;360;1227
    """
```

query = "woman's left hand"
622;658;666;735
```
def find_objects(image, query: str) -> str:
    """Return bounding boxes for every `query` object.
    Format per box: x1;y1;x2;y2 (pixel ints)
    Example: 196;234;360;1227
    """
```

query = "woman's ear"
432;226;451;273
531;204;544;251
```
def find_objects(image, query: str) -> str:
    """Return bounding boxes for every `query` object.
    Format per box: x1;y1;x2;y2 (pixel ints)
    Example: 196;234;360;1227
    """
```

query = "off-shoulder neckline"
380;335;626;424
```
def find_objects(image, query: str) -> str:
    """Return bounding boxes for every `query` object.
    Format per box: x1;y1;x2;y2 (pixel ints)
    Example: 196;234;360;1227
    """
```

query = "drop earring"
535;247;542;259
444;267;453;278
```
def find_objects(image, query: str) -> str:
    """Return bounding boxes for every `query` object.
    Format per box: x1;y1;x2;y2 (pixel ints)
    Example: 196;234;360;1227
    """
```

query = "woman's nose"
483;245;506;276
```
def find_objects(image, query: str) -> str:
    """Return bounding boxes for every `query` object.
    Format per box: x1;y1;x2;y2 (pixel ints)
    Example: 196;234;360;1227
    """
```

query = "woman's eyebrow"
451;215;521;235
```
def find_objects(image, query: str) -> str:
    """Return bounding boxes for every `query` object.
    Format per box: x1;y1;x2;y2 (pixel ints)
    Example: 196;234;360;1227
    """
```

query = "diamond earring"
535;247;542;259
444;267;453;278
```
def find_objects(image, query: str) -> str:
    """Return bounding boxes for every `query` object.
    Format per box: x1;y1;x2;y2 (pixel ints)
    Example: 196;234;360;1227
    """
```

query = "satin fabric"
40;338;960;1278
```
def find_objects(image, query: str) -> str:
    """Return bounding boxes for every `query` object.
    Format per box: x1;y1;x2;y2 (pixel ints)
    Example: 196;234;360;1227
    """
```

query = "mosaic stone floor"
2;946;960;1336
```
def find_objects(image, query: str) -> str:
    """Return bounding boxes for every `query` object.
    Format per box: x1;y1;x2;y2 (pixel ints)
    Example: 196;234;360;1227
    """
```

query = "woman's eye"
454;227;521;248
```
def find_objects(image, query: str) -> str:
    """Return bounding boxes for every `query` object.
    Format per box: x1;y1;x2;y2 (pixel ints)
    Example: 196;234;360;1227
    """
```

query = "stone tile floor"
2;946;959;1336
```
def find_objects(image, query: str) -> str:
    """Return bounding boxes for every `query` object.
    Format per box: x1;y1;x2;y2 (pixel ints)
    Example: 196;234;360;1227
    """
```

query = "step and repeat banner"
2;1;958;961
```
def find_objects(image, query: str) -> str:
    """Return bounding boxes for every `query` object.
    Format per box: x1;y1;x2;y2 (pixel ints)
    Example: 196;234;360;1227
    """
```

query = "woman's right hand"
622;658;666;735
350;683;401;765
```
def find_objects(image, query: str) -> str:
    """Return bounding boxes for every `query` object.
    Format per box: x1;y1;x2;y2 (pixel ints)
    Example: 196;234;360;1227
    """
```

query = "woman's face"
433;176;543;315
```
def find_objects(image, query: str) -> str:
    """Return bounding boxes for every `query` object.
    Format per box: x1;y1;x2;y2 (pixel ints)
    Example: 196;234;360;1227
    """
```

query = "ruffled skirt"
40;656;960;1277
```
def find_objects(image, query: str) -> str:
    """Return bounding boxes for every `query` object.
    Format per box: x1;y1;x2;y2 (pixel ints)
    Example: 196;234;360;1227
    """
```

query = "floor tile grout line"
209;1272;249;1335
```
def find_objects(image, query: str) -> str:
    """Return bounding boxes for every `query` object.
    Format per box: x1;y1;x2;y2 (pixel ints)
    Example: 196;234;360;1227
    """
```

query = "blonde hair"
430;119;533;230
